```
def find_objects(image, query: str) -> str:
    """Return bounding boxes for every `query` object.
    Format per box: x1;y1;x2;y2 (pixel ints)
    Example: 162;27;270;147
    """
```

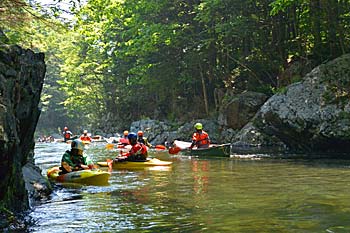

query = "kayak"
97;158;172;169
172;140;231;157
47;166;110;186
81;140;91;145
189;143;231;157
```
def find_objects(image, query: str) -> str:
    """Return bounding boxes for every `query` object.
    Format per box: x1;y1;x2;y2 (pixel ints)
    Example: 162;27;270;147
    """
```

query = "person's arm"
61;161;73;172
82;155;94;169
145;138;152;148
61;152;75;172
189;133;197;149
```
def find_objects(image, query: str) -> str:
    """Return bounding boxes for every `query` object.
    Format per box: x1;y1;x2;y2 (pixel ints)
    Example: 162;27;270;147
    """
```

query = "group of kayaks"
47;140;232;186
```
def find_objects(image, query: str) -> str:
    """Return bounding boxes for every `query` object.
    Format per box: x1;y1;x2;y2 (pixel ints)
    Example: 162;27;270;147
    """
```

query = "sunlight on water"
29;142;350;232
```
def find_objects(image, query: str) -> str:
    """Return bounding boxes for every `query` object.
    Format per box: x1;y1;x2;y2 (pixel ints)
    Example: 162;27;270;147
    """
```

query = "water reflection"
29;143;350;232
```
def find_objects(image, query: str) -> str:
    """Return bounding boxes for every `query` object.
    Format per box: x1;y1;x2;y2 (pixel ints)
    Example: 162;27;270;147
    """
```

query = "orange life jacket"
192;130;210;147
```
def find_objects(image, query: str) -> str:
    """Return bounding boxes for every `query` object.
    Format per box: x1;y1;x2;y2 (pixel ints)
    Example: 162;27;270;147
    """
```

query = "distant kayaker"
62;126;73;142
119;130;130;146
137;130;153;148
189;123;210;149
114;132;148;162
60;139;94;174
80;130;92;142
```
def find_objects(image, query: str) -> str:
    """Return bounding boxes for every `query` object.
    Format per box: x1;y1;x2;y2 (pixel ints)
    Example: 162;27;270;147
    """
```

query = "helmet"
137;131;143;136
123;130;129;136
127;132;137;140
64;126;68;130
71;139;84;151
127;132;137;145
194;123;203;130
83;130;88;134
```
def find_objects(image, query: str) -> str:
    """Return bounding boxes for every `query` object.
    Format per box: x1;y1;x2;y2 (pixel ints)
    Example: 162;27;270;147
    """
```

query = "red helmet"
137;131;143;136
64;126;68;130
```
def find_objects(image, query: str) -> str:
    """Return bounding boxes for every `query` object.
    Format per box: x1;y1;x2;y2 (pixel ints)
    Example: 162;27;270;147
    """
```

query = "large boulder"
0;43;48;220
235;54;350;153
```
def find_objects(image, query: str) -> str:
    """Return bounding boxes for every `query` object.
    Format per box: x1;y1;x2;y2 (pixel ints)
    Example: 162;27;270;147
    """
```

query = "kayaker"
119;130;130;146
60;139;94;174
80;130;92;142
114;132;148;162
137;130;153;148
189;123;210;149
62;126;73;142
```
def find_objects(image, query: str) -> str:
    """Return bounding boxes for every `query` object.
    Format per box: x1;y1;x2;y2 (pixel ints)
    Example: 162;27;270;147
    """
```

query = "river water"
29;142;350;232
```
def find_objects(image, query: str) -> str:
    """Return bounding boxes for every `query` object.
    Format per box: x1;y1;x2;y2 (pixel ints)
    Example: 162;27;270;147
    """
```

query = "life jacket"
192;130;210;148
80;135;91;142
63;130;72;139
60;150;84;174
126;143;148;161
119;137;129;145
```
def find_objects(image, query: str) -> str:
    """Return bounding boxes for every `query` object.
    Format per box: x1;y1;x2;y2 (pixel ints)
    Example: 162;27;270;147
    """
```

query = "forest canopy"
1;0;349;134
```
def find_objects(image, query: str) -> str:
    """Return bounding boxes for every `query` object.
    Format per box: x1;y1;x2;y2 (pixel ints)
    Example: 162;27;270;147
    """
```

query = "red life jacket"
192;130;210;147
63;130;72;139
119;138;129;145
80;135;91;142
125;143;148;157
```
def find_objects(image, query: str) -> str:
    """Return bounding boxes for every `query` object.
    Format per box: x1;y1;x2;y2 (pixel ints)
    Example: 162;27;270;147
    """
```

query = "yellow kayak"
97;158;172;169
47;166;110;186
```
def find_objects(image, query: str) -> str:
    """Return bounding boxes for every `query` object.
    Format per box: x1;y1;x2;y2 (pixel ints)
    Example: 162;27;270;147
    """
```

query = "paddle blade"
155;145;166;150
169;147;181;154
106;143;114;150
107;159;113;172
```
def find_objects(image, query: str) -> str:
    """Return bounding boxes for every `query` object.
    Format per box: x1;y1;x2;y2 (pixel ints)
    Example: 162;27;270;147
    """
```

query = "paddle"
105;143;114;150
154;145;166;150
168;146;183;154
106;159;113;172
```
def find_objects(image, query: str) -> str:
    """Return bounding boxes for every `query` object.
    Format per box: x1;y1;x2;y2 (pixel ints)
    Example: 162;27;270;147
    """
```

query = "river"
28;142;350;232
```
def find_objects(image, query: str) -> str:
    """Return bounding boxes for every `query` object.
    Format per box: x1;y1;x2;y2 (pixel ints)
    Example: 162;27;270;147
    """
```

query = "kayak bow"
97;158;172;169
47;166;110;186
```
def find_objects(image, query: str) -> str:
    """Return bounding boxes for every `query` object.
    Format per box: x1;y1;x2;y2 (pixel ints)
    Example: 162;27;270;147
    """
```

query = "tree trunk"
199;62;209;116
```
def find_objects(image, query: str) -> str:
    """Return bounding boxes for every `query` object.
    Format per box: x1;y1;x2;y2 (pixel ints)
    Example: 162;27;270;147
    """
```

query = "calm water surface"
29;142;350;232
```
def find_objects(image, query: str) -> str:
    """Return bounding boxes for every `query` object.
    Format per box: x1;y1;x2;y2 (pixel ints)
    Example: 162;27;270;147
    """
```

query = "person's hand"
79;164;89;170
88;164;94;169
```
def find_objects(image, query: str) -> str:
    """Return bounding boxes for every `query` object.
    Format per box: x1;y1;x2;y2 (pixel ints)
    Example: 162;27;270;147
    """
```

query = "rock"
218;91;268;129
22;163;52;208
0;43;48;218
235;54;350;153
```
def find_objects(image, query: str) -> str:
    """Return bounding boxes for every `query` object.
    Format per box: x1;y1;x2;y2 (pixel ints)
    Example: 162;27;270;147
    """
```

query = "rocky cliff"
0;43;48;227
234;54;350;153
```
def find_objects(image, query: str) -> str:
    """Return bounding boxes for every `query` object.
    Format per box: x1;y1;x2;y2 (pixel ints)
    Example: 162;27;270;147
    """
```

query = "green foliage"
271;86;288;95
5;0;349;133
321;56;350;106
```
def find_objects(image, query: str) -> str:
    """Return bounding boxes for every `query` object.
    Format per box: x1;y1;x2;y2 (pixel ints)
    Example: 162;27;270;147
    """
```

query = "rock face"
0;44;46;213
235;54;350;153
218;91;268;129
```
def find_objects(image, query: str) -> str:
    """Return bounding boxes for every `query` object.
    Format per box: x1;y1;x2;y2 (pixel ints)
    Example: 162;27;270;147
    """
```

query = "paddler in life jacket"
189;123;210;149
114;132;148;162
119;130;130;146
80;130;92;142
137;130;152;148
60;139;94;174
62;126;73;142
